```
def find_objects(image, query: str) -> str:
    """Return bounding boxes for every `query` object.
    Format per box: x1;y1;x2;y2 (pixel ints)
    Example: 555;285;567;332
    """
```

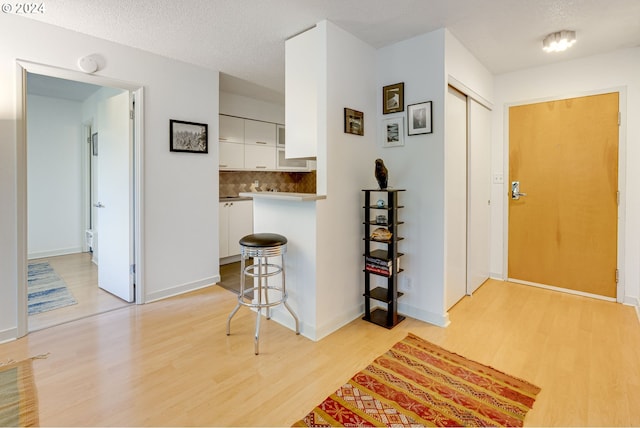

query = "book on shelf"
365;264;391;277
365;255;400;271
365;256;392;267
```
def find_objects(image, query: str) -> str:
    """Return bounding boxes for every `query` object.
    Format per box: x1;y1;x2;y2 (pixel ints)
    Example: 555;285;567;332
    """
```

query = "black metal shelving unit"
362;189;405;328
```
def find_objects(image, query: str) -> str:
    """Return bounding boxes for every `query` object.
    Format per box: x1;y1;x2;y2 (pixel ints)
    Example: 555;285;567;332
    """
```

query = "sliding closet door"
445;86;491;310
467;99;491;294
445;86;468;309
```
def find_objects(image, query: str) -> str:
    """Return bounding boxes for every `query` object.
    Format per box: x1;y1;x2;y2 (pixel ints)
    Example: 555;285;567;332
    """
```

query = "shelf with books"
362;188;405;329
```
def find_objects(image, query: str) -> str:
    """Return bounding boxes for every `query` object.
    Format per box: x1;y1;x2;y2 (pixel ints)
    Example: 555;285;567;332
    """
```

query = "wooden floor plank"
1;279;639;426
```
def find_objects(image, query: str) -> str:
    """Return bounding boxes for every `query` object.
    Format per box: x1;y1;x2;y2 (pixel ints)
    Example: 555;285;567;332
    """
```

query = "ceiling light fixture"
542;30;576;53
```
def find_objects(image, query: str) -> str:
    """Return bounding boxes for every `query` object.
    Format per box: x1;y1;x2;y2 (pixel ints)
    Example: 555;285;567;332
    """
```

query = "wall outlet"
400;276;412;292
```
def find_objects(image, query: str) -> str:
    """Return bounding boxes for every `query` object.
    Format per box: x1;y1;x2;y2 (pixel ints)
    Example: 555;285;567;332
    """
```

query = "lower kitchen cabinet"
219;200;253;258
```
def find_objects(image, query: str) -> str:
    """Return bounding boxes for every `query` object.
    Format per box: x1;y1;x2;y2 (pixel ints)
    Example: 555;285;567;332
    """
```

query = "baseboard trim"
0;327;18;344
144;276;219;303
625;296;640;322
266;303;363;342
315;306;364;342
398;302;450;327
220;255;241;265
508;278;616;302
28;247;83;260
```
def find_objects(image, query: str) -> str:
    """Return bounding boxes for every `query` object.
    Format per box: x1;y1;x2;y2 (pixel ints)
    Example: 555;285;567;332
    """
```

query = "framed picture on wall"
382;82;404;114
407;101;433;135
382;117;404;147
170;119;208;153
344;108;364;135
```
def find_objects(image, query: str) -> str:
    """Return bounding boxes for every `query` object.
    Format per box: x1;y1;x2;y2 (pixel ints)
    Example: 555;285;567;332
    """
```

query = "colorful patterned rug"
294;333;540;427
28;261;77;315
0;358;41;427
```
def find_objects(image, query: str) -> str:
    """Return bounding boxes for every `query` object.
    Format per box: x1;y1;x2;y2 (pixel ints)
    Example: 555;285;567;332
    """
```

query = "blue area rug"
27;261;77;315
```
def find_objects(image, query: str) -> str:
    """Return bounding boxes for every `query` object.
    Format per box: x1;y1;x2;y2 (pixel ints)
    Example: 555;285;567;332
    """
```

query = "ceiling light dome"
542;30;576;53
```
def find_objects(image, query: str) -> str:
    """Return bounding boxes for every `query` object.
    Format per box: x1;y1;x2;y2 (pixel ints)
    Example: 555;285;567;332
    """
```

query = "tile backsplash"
220;171;316;197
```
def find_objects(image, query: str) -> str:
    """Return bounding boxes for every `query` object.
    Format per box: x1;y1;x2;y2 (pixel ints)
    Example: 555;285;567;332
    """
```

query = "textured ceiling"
21;0;640;99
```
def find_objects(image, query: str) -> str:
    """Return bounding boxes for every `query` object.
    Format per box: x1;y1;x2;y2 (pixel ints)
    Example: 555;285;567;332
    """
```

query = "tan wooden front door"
508;92;619;298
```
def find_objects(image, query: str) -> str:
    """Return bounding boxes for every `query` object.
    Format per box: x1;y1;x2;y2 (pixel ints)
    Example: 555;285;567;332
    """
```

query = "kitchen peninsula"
239;191;326;340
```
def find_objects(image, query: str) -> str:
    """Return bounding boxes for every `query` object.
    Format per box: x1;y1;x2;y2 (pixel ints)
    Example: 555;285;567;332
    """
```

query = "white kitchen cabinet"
276;148;308;170
219;200;253;258
219;115;244;143
277;124;285;147
244;120;276;146
285;26;318;159
219;202;230;257
245;145;276;170
219;141;244;169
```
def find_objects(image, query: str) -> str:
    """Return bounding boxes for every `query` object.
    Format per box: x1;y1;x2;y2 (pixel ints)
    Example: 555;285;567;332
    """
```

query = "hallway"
28;252;130;331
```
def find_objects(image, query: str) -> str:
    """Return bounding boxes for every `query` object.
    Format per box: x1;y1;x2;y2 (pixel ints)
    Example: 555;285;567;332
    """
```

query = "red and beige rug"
294;333;540;427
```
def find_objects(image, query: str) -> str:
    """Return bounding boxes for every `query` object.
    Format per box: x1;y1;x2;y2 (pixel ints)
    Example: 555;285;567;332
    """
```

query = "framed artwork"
382;82;404;114
170;119;208;153
344;108;364;135
407;101;433;135
382;117;404;148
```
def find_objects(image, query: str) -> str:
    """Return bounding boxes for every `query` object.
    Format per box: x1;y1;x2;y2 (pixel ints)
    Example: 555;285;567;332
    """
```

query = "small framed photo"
344;108;364;135
382;117;404;148
382;82;404;114
170;119;208;153
407;101;433;135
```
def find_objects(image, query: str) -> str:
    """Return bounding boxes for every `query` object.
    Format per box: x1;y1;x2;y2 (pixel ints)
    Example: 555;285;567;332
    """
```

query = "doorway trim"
82;121;93;254
15;59;145;338
502;87;627;303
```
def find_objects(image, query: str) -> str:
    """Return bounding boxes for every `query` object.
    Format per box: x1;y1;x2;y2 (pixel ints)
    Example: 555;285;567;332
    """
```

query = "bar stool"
226;233;300;354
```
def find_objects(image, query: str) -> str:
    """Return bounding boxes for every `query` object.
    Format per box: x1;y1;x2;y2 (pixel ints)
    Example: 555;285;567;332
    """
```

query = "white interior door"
96;91;134;302
445;86;468;309
467;99;491;294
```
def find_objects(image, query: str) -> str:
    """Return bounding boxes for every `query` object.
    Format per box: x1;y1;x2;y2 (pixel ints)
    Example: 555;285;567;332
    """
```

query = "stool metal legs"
226;249;300;355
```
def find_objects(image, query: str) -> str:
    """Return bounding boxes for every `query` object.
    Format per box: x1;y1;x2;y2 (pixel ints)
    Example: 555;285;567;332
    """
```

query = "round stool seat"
240;233;287;247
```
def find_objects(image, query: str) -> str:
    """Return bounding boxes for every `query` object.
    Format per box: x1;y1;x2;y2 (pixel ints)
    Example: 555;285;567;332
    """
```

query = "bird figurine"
374;158;388;190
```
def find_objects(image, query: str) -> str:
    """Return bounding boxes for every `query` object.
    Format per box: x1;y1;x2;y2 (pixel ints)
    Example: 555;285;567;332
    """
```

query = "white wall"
219;91;284;124
444;30;493;105
0;14;219;341
27;94;84;259
315;21;378;338
492;47;640;307
375;29;449;325
371;29;494;326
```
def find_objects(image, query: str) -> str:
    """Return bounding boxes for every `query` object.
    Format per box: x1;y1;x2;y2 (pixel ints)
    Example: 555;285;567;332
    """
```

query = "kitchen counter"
238;191;325;340
239;192;326;202
219;196;252;202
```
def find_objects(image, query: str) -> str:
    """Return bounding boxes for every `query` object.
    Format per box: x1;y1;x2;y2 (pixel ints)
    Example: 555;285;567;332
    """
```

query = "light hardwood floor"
2;279;639;426
28;253;131;331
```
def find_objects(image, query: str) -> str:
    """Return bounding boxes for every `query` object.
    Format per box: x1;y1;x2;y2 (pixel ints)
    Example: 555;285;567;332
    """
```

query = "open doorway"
24;71;140;331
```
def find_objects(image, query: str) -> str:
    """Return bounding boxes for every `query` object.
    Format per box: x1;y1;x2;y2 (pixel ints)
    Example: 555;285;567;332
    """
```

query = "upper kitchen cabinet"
219;141;244;170
277;124;285;146
285;26;318;159
219;115;244;143
244;120;276;146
